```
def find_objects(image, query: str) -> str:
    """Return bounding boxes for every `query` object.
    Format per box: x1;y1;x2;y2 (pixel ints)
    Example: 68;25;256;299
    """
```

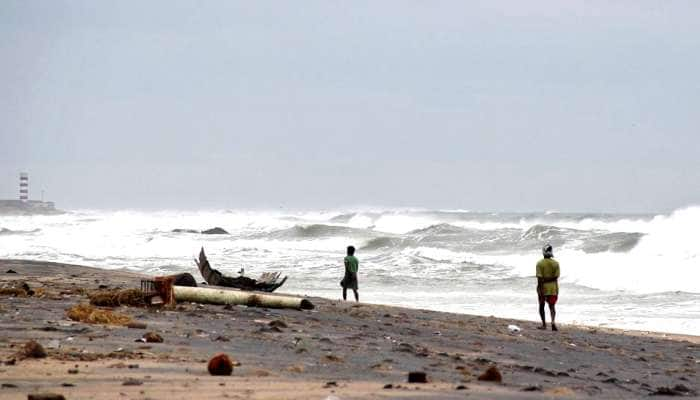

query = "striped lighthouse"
19;172;28;202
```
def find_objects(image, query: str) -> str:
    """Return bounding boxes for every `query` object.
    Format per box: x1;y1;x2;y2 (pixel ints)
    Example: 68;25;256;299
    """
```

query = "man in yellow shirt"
536;244;560;331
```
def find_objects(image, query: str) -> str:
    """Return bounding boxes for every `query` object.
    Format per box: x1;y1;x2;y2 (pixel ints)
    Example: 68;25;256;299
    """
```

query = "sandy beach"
0;259;697;399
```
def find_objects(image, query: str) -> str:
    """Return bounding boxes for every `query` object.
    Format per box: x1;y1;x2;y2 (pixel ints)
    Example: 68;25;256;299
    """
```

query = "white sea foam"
1;206;699;334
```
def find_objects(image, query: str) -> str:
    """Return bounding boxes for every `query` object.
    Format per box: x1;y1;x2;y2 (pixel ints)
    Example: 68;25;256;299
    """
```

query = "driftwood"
173;285;313;310
195;248;287;292
141;275;313;310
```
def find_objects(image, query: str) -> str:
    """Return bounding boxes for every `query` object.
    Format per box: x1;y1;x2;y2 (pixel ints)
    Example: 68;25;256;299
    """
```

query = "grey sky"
1;1;698;212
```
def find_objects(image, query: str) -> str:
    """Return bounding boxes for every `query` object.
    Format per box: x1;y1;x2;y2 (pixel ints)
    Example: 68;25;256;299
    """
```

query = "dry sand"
0;259;698;399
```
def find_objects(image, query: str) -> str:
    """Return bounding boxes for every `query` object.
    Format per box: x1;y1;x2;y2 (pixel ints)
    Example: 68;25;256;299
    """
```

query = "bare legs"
342;288;359;302
538;300;557;331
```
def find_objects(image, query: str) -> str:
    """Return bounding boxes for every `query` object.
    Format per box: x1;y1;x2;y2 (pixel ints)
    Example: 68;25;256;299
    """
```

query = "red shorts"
540;295;558;305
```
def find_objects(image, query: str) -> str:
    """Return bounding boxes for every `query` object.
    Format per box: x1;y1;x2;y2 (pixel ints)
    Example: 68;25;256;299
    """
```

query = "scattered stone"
522;385;542;392
407;371;428;383
4;359;16;366
651;385;696;396
60;383;75;387
27;393;66;400
323;381;338;388
1;383;18;388
142;332;163;343
128;364;139;369
67;369;79;374
269;320;288;329
21;340;47;359
127;322;147;330
207;354;234;376
122;378;143;386
213;335;230;342
383;384;393;389
5;269;16;274
478;366;502;383
324;354;344;363
46;340;60;350
456;385;468;390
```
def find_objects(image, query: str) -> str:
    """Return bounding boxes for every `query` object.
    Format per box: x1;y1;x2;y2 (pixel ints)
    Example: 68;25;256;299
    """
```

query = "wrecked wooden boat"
195;247;287;292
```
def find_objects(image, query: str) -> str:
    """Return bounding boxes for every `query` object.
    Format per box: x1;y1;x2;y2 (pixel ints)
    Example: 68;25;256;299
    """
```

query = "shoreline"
1;259;698;399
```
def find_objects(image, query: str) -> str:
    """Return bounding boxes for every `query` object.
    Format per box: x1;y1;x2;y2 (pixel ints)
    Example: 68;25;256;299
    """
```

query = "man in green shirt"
341;245;359;302
536;243;560;331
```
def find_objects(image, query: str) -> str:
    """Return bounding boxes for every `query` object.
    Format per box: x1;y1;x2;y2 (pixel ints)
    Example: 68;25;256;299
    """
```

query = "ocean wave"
267;224;369;239
361;236;408;250
409;223;468;236
0;227;41;235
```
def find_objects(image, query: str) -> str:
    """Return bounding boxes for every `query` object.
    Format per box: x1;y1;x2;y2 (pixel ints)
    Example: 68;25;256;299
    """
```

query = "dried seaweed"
66;303;132;325
88;289;146;307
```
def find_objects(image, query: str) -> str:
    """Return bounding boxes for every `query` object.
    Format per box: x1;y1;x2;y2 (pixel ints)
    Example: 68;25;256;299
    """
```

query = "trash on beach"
66;303;132;325
195;247;287;292
27;393;66;400
478;366;503;383
507;324;521;333
0;281;33;297
141;273;314;310
207;353;234;376
20;340;47;359
141;332;163;343
88;288;146;307
407;371;428;383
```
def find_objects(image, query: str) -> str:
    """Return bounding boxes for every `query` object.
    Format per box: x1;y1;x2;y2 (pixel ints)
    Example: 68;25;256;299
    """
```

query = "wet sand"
0;259;698;399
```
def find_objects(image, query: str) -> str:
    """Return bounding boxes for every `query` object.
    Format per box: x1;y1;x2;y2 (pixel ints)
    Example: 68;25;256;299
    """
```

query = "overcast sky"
1;1;698;212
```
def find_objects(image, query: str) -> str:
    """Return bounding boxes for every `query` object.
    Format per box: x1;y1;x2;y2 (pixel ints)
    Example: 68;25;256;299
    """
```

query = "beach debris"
127;321;147;329
5;269;16;273
208;353;234;376
651;385;696;396
383;384;393;389
0;281;33;297
407;371;428;383
323;381;338;388
1;383;18;388
141;332;163;343
67;369;79;374
20;340;47;359
323;354;344;363
508;324;521;333
60;383;75;387
195;248;287;292
88;289;146;307
287;364;305;373
478;366;503;383
122;378;143;386
66;303;132;325
143;272;312;310
172;273;197;287
269;319;288;329
27;394;66;400
455;385;468;390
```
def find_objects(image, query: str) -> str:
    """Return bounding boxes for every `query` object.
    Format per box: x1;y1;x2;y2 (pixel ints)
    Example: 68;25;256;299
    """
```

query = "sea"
1;206;699;336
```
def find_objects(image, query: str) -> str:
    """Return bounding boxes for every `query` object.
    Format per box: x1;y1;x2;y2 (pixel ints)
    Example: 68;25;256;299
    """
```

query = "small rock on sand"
122;378;143;386
207;353;234;376
142;332;163;343
21;340;47;359
407;371;428;383
477;366;502;383
27;394;65;400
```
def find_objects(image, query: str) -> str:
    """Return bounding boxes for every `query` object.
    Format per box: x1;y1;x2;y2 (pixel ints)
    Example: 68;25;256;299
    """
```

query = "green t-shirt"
536;258;560;296
344;255;359;273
